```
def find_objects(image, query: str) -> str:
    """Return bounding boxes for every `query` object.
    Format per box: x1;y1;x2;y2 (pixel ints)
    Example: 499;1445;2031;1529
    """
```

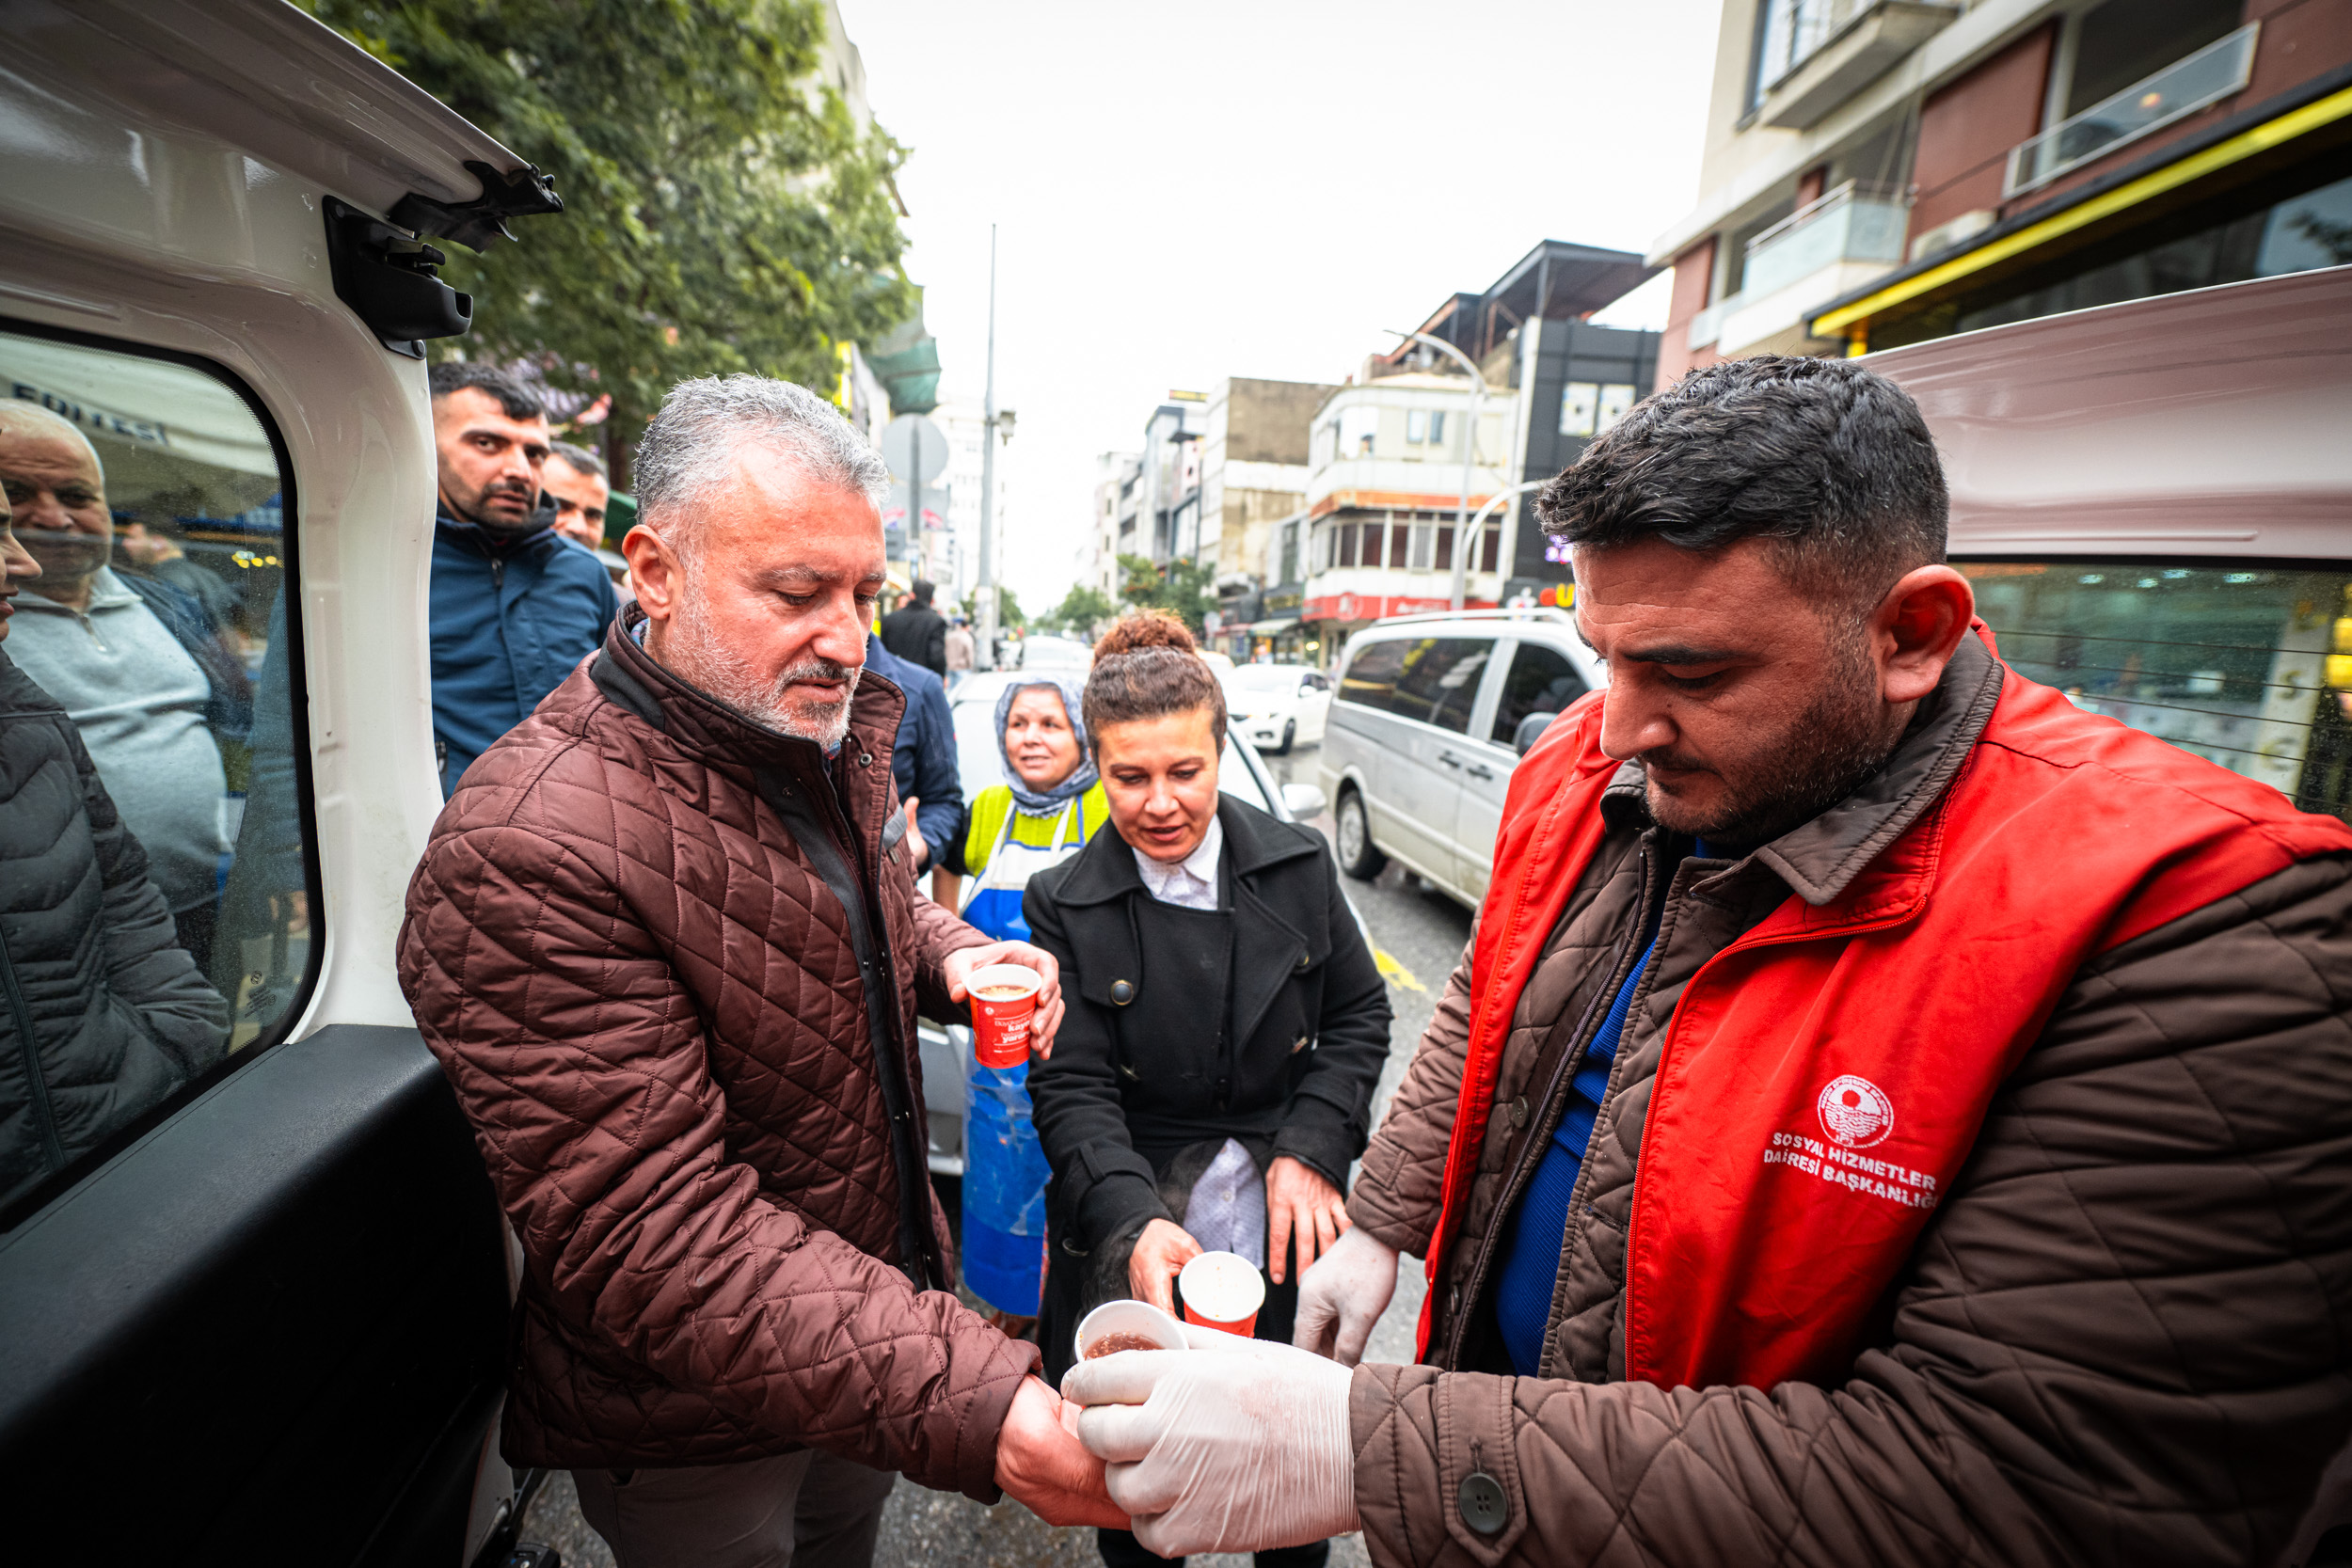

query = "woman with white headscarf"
959;673;1108;941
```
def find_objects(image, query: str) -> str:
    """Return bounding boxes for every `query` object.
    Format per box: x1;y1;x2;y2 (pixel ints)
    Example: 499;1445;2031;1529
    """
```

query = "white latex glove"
1064;1325;1359;1558
1292;1224;1399;1368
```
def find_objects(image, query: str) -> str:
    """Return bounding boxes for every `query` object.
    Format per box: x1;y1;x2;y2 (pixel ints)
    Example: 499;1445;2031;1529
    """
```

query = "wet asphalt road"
527;742;1473;1567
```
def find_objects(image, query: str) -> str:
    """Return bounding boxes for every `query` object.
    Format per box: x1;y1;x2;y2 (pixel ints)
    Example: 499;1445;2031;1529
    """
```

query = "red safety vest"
1421;634;2352;1390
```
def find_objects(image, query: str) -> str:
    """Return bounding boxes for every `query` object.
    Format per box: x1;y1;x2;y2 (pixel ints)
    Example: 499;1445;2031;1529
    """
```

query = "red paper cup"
1178;1250;1266;1338
966;963;1041;1069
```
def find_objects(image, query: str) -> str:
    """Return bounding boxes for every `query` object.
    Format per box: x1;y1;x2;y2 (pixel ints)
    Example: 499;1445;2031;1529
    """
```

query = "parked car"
1222;662;1334;753
1013;632;1091;670
1326;267;2352;912
916;669;1325;1173
1320;609;1606;907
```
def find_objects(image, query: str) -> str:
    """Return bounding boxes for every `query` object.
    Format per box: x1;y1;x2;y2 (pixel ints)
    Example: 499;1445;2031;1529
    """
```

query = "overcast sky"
839;0;1721;613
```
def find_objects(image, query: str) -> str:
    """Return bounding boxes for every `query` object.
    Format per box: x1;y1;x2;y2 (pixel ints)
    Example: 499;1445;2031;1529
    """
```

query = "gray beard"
664;575;861;749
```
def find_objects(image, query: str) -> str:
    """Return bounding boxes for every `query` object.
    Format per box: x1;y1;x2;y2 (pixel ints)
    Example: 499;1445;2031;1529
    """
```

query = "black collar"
1048;793;1321;908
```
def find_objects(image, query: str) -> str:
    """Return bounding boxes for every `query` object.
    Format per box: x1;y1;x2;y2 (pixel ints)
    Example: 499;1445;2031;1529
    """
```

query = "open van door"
0;4;556;1562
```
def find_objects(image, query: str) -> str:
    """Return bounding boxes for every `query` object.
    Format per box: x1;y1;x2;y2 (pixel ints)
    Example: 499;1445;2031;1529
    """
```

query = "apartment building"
1089;450;1139;598
1293;242;1659;660
1655;0;2352;378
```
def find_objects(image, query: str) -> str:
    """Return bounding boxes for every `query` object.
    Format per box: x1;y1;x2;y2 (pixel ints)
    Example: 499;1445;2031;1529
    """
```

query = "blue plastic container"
962;1058;1052;1315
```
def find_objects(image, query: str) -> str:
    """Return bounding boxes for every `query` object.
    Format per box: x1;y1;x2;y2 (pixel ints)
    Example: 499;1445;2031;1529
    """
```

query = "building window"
1338;521;1359;568
1434;524;1454;572
1406;409;1430;444
1390;520;1411;570
1339;404;1378;457
1409;524;1434;570
1562;382;1637;438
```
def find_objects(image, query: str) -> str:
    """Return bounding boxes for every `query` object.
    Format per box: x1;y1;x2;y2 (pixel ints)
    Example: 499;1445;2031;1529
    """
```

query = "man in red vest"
1062;356;2352;1565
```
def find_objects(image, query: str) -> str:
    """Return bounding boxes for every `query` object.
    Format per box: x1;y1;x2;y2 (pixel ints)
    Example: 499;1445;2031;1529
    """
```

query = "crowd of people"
392;359;2352;1568
9;346;2349;1566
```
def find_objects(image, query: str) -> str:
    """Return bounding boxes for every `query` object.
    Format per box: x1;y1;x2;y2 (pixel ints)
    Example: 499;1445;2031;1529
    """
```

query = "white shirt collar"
1134;812;1223;911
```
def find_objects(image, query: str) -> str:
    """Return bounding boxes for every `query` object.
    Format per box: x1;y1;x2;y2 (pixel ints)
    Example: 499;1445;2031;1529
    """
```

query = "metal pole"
1387;329;1486;611
977;224;998;670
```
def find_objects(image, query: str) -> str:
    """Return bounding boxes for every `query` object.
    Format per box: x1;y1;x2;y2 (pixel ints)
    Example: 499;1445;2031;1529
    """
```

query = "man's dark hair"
1536;356;1947;607
427;362;546;422
910;578;935;604
548;440;607;481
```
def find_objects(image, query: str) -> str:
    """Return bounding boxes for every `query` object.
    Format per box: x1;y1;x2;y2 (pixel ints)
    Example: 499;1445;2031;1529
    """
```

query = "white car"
1222;662;1335;754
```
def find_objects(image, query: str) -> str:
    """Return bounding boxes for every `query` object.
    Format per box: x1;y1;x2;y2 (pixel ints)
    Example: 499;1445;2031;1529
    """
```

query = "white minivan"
1319;609;1606;907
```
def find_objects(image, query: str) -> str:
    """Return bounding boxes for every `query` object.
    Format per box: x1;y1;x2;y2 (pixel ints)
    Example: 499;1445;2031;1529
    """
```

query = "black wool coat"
1025;796;1391;1336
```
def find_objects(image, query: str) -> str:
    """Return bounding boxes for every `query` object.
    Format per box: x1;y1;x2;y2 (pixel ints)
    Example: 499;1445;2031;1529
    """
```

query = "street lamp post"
1387;328;1486;612
977;225;1001;669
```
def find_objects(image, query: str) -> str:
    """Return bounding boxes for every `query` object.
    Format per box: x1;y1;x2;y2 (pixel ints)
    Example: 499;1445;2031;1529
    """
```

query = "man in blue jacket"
427;364;615;796
866;629;964;907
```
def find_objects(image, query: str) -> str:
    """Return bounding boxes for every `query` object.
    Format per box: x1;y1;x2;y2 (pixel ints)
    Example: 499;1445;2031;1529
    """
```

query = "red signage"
1301;593;1498;623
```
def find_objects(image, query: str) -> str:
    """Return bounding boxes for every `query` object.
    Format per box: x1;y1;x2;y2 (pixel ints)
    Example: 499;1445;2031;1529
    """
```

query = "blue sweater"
429;514;615;797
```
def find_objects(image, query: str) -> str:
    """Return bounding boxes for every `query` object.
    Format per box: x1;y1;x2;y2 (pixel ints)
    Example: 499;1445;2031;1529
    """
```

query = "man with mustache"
427;364;615;796
399;375;1119;1567
1062;356;2352;1567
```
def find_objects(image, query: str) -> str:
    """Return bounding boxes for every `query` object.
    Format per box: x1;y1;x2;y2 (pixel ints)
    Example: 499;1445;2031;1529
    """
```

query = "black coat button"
1110;979;1135;1005
1459;1471;1508;1535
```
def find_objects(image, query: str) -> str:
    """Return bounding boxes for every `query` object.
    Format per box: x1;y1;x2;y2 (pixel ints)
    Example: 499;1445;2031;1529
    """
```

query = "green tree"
1038;583;1115;637
993;586;1027;633
1117;553;1216;635
300;0;915;482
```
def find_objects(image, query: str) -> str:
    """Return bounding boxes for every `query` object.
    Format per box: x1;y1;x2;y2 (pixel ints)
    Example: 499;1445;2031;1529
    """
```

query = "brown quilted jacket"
1344;639;2352;1566
397;620;1037;1493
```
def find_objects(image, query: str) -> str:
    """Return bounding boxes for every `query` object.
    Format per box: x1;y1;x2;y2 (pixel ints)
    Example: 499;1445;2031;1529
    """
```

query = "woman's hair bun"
1092;610;1198;660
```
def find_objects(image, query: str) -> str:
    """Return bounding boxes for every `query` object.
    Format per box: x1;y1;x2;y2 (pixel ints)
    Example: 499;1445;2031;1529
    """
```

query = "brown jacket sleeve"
1350;854;2352;1567
905;871;993;1023
1347;927;1477;1257
400;819;1033;1499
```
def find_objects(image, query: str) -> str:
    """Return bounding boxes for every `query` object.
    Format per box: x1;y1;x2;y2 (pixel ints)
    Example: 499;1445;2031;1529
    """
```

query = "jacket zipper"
0;921;67;1174
1443;834;1658;1369
489;555;505;590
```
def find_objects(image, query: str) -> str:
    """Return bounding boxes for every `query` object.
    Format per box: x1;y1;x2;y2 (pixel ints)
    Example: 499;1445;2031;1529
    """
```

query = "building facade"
1655;0;2352;377
1288;242;1660;665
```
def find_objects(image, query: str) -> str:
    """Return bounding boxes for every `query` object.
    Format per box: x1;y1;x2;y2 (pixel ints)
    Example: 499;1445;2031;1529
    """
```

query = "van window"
1339;638;1406;712
0;325;312;1216
1963;562;2352;822
1391;638;1492;735
1490;641;1588;745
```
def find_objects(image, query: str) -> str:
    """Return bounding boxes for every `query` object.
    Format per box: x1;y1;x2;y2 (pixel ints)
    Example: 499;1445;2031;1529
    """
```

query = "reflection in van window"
1390;638;1491;736
0;327;310;1209
1964;562;2352;822
1339;638;1406;712
1491;642;1587;746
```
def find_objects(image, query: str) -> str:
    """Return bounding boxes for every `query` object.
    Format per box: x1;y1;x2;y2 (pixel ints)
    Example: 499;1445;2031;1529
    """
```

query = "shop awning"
1;332;279;479
1247;616;1299;635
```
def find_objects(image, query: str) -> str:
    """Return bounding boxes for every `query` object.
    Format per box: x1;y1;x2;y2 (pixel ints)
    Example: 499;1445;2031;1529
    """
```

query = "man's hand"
994;1376;1126;1529
1065;1328;1359;1557
942;941;1065;1057
1128;1218;1201;1314
903;797;930;871
1265;1156;1349;1284
1292;1225;1398;1367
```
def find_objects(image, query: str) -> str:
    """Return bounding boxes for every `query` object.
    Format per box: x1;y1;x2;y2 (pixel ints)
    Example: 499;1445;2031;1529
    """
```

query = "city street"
530;740;1474;1567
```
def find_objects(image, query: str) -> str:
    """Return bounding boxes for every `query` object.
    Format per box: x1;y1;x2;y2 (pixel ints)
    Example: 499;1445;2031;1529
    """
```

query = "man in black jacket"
879;578;948;677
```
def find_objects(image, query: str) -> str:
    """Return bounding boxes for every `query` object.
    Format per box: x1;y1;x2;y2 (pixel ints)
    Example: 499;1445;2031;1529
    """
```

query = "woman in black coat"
1025;615;1390;1566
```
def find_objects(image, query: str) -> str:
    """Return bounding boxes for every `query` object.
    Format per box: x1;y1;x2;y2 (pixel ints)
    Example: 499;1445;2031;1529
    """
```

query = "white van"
1319;609;1606;907
1327;262;2352;911
0;5;565;1562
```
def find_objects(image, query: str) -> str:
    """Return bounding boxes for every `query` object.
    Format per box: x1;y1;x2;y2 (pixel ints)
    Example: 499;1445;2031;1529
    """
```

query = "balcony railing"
2006;24;2258;197
1741;181;1908;299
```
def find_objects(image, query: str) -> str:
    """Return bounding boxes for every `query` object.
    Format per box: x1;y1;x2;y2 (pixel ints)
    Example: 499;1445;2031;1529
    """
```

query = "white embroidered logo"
1817;1075;1894;1149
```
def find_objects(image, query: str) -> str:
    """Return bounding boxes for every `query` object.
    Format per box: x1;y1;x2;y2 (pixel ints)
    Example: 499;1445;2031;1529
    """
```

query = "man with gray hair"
399;374;1119;1567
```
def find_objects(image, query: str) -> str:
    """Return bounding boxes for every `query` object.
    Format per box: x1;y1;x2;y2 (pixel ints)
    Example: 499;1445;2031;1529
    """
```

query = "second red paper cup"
1178;1250;1266;1337
966;963;1041;1069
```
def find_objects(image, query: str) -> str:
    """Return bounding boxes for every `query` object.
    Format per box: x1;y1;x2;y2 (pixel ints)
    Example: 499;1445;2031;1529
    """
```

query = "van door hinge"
323;197;471;359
